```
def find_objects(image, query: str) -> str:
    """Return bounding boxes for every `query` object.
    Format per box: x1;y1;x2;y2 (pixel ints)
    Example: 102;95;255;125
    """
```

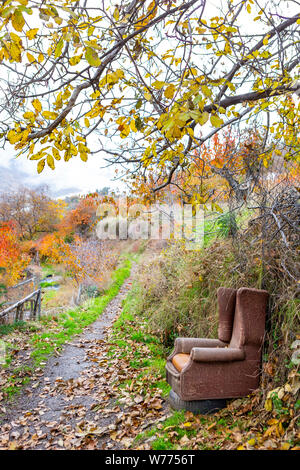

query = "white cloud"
1;143;124;197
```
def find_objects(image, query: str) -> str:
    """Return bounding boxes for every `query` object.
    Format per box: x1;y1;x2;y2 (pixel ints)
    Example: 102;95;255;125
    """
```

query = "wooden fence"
0;278;41;323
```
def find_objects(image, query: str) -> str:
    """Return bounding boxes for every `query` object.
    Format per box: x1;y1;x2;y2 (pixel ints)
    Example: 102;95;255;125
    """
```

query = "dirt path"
0;264;157;450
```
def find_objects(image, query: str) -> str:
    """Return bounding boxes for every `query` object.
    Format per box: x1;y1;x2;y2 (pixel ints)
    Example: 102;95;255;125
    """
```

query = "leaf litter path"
0;265;167;450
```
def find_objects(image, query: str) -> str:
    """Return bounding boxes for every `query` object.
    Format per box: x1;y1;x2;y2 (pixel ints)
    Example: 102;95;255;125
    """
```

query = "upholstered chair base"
168;389;227;415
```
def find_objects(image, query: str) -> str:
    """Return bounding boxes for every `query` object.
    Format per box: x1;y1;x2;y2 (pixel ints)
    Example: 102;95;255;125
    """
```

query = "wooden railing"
0;277;41;323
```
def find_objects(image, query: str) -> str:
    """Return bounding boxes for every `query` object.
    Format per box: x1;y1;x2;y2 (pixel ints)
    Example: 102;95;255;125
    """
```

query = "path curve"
0;265;137;450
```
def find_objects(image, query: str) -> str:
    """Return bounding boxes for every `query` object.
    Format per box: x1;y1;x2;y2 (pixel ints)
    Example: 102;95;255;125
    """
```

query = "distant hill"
0;165;30;193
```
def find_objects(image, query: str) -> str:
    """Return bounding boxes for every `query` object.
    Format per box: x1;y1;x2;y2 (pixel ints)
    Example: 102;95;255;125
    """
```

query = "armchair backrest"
217;287;236;343
229;287;269;358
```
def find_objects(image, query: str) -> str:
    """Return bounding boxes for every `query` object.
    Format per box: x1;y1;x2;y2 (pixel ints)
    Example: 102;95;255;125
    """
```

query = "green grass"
30;256;132;366
42;289;57;305
134;410;198;449
1;365;34;399
1;322;40;372
41;263;61;278
40;280;60;288
0;321;40;339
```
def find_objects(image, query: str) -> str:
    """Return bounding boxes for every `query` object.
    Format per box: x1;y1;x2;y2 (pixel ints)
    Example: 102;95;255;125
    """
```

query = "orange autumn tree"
0;222;29;287
61;193;101;236
173;128;264;208
0;186;67;240
127;128;263;209
37;232;66;264
38;231;115;304
66;237;116;294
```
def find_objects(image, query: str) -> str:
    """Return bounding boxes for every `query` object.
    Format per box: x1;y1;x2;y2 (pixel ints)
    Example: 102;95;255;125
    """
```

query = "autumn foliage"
0;222;29;286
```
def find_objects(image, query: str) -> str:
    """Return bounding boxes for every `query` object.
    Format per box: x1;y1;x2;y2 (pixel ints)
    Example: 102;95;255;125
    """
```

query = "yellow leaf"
37;159;45;173
248;438;256;446
164;84;176;100
130;119;137;132
85;47;101;67
84;117;90;128
187;127;194;138
152;80;165;90
23;111;35;123
70;143;78;156
224;41;232;54
263;36;269;45
54;38;63;58
10;42;22;62
277;422;284;436
30;153;43;160
201;85;212;97
38;52;44;63
47;154;55;170
10;32;21;44
210;114;224;127
42;111;58;120
69;55;82;66
264;398;273;412
52;148;61;160
80;153;88;162
12;10;25;32
32;99;42;113
144;92;152;101
26;28;39;40
7;130;20;144
113;7;120;21
197;112;209;125
27;52;36;63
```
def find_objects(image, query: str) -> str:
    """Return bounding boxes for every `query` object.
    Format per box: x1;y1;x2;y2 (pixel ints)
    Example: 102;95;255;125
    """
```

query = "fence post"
15;305;20;322
37;289;41;319
20;303;24;321
30;299;34;320
33;289;41;320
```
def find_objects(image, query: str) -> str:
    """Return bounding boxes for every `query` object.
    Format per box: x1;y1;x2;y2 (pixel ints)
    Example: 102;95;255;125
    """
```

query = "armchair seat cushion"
172;353;190;372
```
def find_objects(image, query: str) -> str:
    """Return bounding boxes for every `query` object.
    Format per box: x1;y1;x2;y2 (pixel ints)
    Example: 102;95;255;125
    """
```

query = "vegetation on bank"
105;242;299;450
137;210;299;389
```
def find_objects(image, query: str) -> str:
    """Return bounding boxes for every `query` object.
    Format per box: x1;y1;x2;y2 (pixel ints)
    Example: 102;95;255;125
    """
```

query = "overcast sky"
0;142;125;197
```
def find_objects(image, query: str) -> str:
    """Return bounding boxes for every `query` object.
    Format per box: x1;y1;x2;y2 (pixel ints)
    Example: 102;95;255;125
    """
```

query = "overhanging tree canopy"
0;0;299;194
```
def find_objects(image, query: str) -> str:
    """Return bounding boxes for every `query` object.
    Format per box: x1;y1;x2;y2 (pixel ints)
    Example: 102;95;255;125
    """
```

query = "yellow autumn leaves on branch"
0;0;299;178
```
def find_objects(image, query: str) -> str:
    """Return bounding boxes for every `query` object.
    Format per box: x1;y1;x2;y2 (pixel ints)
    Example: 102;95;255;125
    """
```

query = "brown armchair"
166;287;269;402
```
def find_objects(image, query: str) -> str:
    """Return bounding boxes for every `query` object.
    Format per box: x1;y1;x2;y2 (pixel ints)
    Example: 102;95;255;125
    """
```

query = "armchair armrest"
174;337;227;354
191;347;245;362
